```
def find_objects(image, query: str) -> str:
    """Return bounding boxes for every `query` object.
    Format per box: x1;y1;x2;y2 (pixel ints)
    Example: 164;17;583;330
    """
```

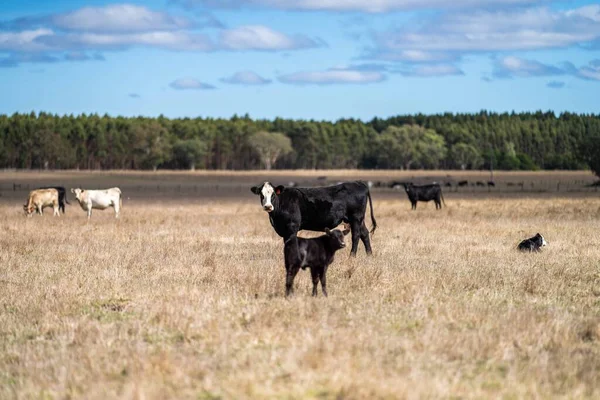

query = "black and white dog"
517;233;548;252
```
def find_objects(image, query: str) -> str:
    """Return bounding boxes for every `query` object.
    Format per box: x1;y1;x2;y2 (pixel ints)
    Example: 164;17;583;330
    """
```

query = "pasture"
1;170;600;399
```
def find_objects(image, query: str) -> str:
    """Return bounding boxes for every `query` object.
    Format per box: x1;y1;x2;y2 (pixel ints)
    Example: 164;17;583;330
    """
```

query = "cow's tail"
367;188;377;234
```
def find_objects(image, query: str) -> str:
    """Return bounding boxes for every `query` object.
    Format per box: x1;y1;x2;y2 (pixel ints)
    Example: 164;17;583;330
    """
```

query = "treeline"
0;111;599;171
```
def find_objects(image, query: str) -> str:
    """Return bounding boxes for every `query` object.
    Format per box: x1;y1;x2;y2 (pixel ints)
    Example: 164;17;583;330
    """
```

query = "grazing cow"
476;181;485;187
250;181;376;256
71;187;122;219
487;181;496;187
38;186;69;214
458;180;469;187
402;183;445;210
284;226;350;297
23;188;60;217
517;233;547;252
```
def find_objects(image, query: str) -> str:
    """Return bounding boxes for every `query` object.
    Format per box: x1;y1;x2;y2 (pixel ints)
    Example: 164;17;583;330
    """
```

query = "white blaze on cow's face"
260;182;275;212
540;234;547;247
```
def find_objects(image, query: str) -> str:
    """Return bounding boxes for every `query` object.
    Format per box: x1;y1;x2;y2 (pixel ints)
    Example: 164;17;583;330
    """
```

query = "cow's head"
251;182;284;212
536;233;548;247
71;188;85;202
324;227;350;250
403;183;413;193
23;203;35;216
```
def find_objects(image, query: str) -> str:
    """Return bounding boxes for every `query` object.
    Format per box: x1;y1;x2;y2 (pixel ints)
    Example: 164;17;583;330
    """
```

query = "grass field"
1;171;600;399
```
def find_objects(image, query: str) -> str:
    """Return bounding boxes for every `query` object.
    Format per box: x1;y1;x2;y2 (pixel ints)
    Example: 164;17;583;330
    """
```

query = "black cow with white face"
403;183;445;210
250;181;377;257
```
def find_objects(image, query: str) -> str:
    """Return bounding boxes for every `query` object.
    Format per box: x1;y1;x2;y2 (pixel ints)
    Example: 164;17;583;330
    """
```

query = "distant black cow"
517;233;547;252
403;183;445;210
487;181;496;187
458;180;468;187
251;181;376;256
284;226;350;297
38;186;69;214
476;181;485;187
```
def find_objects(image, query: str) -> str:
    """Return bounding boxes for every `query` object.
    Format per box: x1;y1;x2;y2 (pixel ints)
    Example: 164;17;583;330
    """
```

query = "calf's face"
251;182;284;213
71;188;84;202
324;227;350;249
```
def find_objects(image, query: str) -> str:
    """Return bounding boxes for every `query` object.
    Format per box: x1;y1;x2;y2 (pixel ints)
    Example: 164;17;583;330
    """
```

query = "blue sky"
0;0;599;120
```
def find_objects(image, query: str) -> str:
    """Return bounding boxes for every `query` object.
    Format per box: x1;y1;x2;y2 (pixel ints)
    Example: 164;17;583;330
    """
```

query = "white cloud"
219;25;320;50
38;31;215;51
399;64;464;77
176;0;542;13
278;69;385;85
0;28;53;52
493;56;567;78
369;5;600;58
170;78;216;90
577;59;600;81
221;70;271;85
51;4;194;33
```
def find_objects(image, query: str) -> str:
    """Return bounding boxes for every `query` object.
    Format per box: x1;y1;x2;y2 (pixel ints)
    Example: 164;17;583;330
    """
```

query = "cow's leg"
411;202;416;210
349;220;362;256
310;267;319;296
87;208;92;219
38;205;43;216
114;202;120;218
284;235;300;296
285;264;300;297
54;204;59;216
360;222;373;255
321;266;328;297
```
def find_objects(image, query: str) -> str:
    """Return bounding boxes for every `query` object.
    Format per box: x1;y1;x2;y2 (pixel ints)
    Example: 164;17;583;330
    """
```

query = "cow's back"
295;181;369;231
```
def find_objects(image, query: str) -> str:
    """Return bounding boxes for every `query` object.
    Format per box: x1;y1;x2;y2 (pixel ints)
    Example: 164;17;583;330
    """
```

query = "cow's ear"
324;228;331;234
275;185;285;195
342;229;350;236
251;185;261;195
70;188;75;193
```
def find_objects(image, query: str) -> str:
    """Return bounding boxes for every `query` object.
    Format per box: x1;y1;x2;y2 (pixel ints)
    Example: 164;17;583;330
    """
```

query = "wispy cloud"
366;5;600;62
546;81;565;89
169;78;216;90
221;70;271;85
492;56;568;79
128;93;141;98
398;63;464;77
0;51;104;68
51;4;195;33
577;59;600;81
0;4;319;55
278;68;385;85
218;25;322;51
173;0;543;13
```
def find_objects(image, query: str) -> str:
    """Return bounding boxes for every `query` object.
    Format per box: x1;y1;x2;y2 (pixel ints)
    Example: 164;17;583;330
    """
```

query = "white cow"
71;187;122;219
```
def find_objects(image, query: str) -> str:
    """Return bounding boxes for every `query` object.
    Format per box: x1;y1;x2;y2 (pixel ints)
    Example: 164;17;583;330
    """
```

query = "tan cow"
71;187;122;219
23;188;60;217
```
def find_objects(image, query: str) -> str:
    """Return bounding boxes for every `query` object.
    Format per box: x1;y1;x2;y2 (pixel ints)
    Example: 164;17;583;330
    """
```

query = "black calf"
284;227;350;297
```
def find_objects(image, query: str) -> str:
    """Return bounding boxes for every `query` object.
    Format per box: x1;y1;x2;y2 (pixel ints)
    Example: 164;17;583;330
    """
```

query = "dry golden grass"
1;174;600;399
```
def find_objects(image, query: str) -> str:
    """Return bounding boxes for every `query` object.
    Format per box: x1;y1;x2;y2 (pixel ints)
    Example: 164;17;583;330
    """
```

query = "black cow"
402;183;445;210
517;233;547;252
38;186;69;214
476;181;485;187
284;226;349;297
250;181;376;256
457;180;469;187
487;181;496;187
